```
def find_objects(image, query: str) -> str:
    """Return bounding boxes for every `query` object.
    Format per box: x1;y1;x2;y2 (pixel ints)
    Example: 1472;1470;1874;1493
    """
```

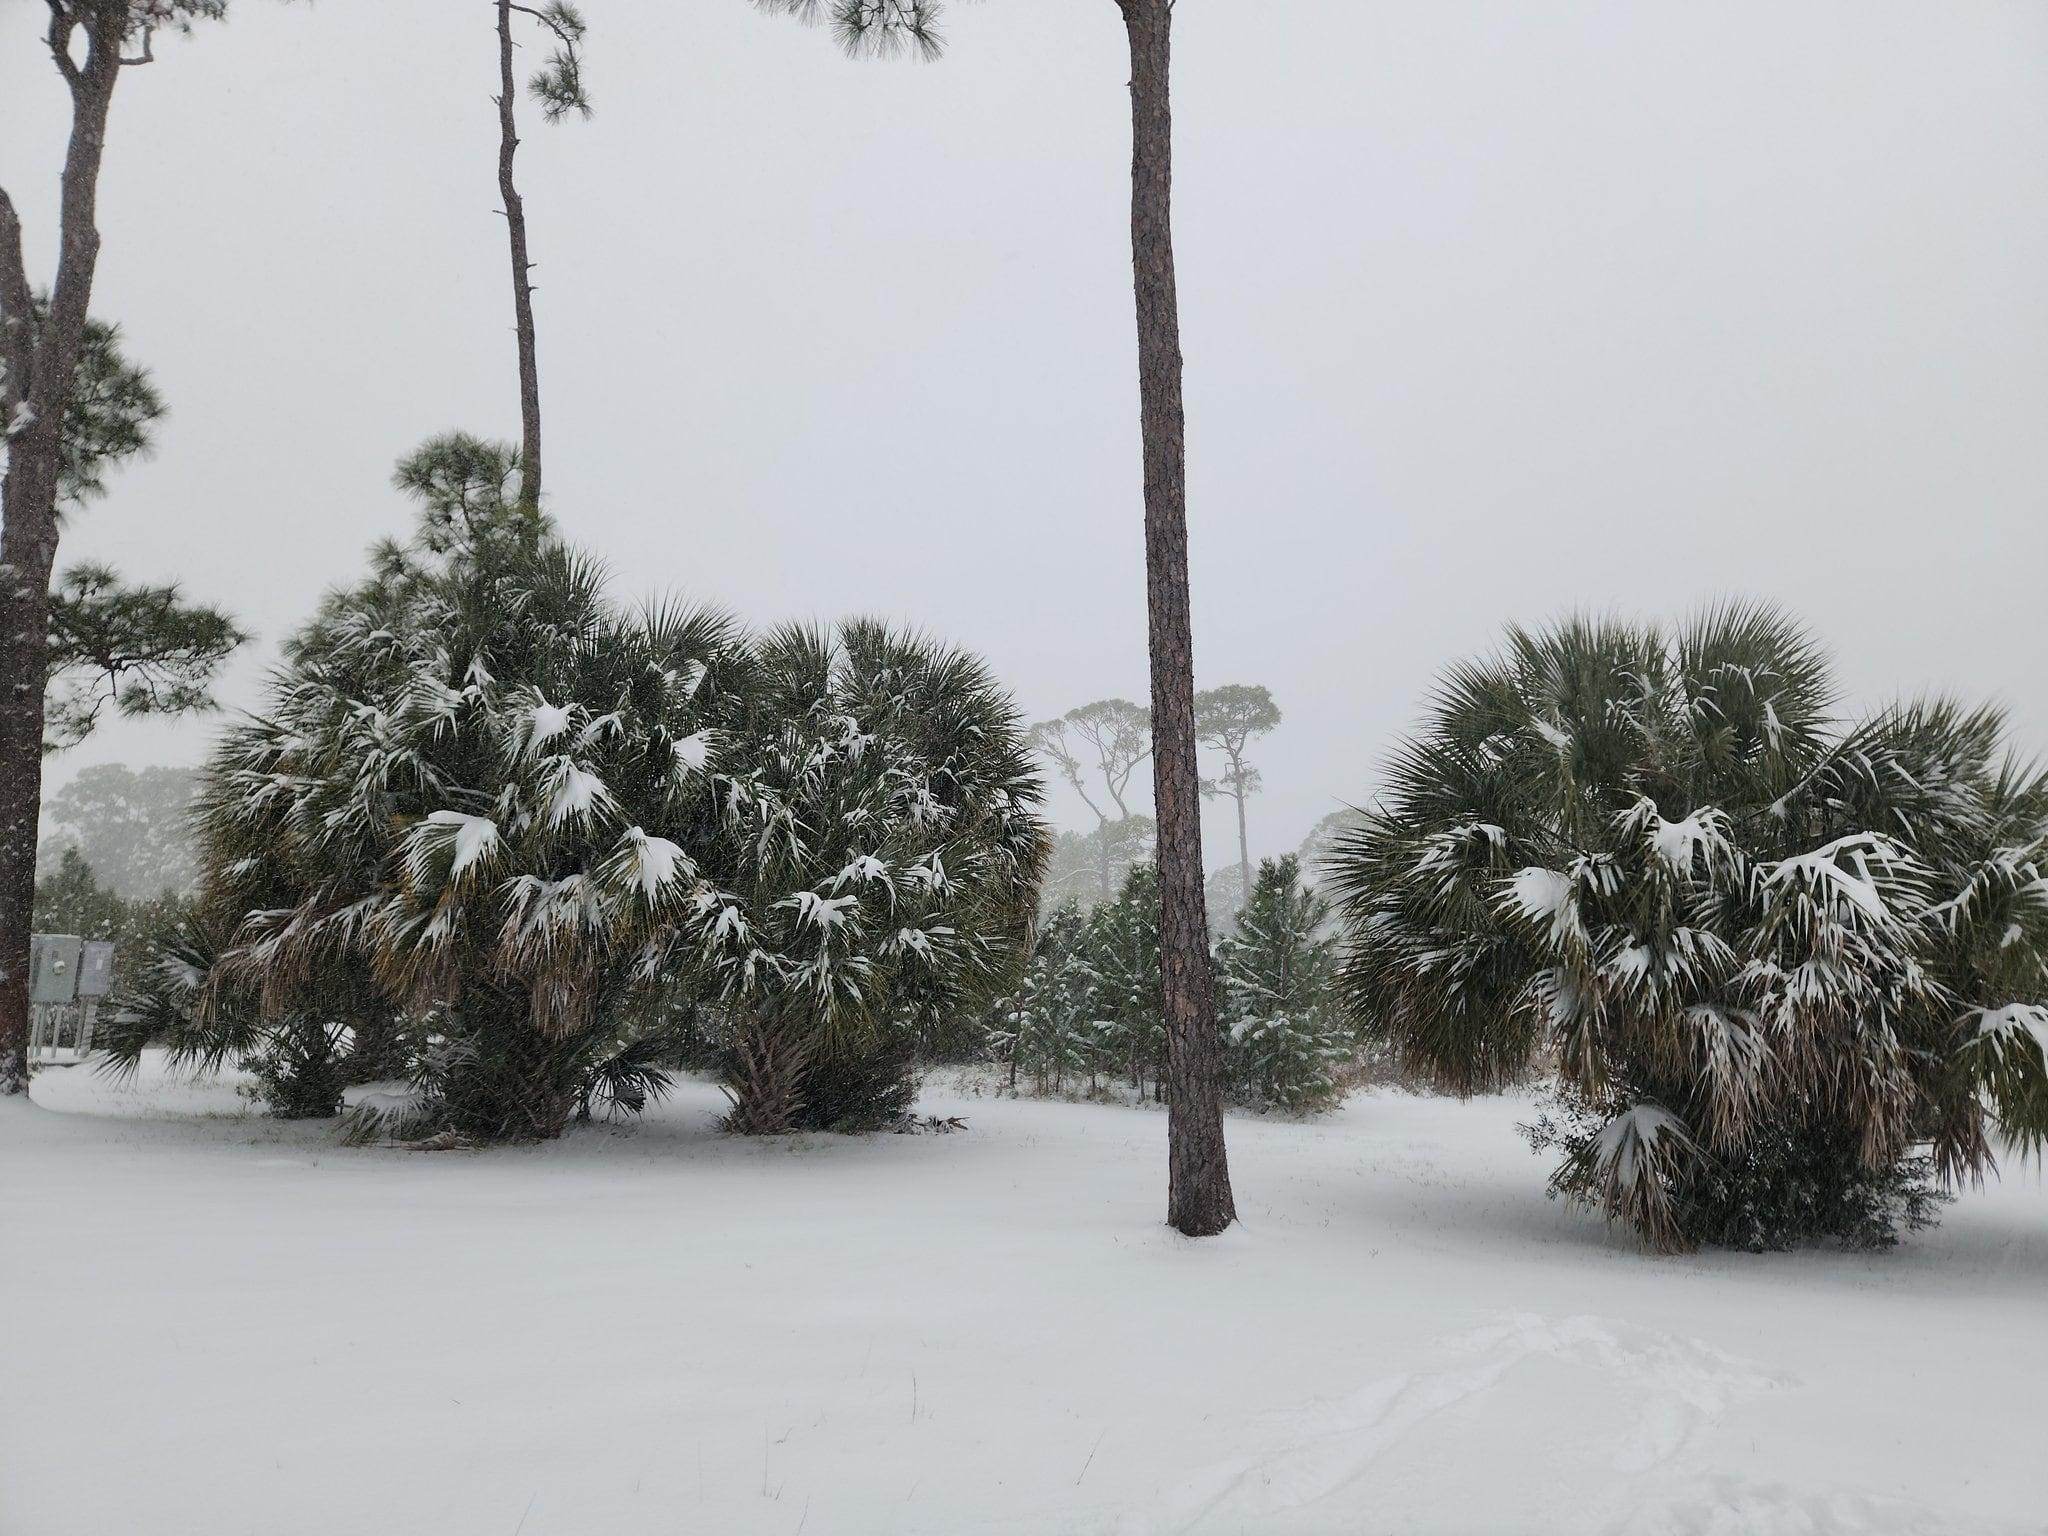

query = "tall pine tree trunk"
497;0;543;510
0;25;125;1097
1118;0;1234;1236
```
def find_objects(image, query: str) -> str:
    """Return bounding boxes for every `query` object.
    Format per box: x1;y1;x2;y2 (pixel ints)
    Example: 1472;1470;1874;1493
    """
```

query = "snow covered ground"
4;1057;2045;1536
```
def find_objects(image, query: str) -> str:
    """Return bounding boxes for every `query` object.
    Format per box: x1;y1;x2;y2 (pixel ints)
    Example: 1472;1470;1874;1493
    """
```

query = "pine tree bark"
497;0;543;510
0;16;126;1097
1118;0;1234;1236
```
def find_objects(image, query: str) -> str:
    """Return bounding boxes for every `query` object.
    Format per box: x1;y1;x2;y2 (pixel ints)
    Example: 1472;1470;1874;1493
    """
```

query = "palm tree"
114;436;1049;1139
1328;604;2048;1251
757;0;1235;1234
702;616;1051;1132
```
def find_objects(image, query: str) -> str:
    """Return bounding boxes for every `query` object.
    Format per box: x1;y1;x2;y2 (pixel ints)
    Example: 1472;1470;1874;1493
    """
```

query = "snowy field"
4;1058;2045;1536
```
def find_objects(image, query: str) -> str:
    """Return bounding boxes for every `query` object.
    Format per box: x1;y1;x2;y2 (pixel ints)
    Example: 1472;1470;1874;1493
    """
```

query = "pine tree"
46;563;244;750
1003;902;1101;1094
1030;702;1151;901
764;0;1236;1233
1215;856;1347;1113
492;0;592;509
31;847;126;940
4;118;252;1090
1196;685;1282;920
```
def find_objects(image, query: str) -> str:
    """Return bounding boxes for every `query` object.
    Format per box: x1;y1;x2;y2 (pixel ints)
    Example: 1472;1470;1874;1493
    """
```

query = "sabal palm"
176;440;1048;1137
1330;604;2048;1250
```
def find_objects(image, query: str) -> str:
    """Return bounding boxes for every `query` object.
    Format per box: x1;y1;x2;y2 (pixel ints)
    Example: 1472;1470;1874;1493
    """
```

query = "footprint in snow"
1153;1312;1793;1533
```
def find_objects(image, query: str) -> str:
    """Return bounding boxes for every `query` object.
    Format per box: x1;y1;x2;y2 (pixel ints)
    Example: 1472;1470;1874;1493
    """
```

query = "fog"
6;0;2045;863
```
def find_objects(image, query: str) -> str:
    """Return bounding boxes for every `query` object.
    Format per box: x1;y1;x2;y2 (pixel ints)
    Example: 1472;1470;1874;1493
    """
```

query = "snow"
4;1060;2046;1535
424;809;500;878
544;761;615;829
1594;1102;1692;1186
1507;866;1571;922
1649;810;1724;873
781;890;861;931
673;731;711;775
617;826;690;899
1759;834;1901;925
1971;1003;2048;1064
524;700;574;757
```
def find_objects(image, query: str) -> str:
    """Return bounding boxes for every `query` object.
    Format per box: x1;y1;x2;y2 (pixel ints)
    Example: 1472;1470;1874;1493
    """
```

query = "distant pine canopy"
1327;605;2048;1252
106;436;1050;1140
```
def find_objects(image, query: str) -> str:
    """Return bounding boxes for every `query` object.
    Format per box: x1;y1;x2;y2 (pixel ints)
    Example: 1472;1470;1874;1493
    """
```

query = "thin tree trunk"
0;23;124;1097
497;0;543;510
1118;0;1234;1236
1234;778;1251;916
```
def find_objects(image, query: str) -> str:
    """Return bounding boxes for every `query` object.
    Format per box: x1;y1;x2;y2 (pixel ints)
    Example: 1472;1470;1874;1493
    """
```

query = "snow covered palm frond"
1681;1003;1769;1152
593;827;696;913
1756;833;1920;933
533;756;619;832
1957;1005;2048;1157
1555;1103;1700;1253
401;811;503;895
779;889;862;934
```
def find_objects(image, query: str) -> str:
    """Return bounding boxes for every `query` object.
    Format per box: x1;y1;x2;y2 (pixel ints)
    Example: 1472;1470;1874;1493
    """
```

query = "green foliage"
97;907;367;1121
40;299;166;513
1525;1086;1947;1252
1000;857;1351;1113
1329;604;2048;1251
32;847;127;940
32;847;193;1001
45;563;246;750
119;437;1048;1141
1216;856;1347;1112
995;903;1101;1092
33;302;246;749
525;1;593;123
755;0;948;62
1000;869;1164;1098
1089;861;1165;1092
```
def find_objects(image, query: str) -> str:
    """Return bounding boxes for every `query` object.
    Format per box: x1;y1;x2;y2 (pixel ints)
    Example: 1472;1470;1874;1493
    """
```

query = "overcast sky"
6;0;2046;866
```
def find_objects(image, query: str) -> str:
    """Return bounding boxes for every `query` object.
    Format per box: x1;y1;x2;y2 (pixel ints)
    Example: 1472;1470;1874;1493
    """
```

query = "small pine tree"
31;848;127;940
1006;903;1104;1093
1215;856;1348;1112
1089;862;1166;1098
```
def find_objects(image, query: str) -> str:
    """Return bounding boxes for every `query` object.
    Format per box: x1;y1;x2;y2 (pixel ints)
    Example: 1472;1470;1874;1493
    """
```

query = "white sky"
6;0;2046;867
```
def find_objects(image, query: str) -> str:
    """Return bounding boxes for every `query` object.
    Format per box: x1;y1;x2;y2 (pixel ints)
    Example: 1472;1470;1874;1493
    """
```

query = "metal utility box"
28;934;83;1005
78;941;117;999
28;933;113;1065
